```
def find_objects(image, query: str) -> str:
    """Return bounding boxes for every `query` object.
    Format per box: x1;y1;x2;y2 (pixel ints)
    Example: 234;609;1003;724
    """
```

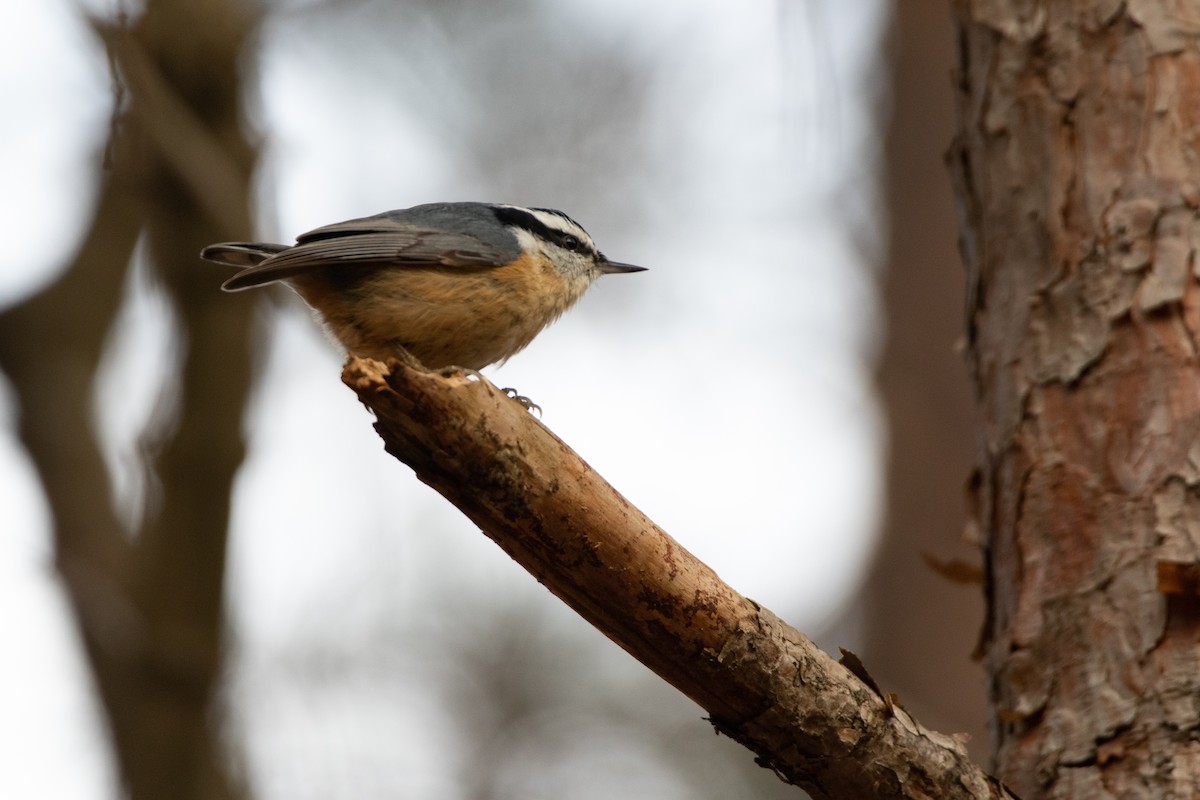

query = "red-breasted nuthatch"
200;202;646;370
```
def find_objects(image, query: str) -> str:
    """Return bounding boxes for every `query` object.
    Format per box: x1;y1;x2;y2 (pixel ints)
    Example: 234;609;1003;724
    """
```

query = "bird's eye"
559;234;581;251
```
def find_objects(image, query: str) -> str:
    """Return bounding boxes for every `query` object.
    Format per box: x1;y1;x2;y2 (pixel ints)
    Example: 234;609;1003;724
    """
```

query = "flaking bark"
951;2;1200;796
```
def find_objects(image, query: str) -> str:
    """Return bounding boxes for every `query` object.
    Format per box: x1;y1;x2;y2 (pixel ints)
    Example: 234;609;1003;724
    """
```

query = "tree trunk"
951;3;1200;797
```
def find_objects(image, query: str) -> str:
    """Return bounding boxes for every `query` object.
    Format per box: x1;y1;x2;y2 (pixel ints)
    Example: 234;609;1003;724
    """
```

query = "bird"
200;202;646;370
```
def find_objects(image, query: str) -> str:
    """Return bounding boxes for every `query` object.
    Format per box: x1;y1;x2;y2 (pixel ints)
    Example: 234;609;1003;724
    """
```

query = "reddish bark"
951;3;1200;796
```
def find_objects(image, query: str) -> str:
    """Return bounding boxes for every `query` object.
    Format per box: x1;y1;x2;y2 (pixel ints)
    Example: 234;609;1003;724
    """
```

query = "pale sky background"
1;1;887;797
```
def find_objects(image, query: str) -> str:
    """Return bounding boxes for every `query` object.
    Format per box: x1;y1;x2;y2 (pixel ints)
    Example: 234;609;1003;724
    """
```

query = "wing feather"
221;227;512;292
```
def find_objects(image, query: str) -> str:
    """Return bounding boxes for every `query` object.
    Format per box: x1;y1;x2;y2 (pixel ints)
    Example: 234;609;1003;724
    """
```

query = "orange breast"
286;252;589;369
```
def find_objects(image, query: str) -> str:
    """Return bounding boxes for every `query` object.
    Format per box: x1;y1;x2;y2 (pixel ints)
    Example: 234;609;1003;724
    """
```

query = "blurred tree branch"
343;356;1017;800
866;0;984;755
0;2;259;798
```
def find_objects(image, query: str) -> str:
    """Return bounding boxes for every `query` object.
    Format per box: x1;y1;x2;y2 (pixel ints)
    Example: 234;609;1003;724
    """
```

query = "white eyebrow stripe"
497;205;599;254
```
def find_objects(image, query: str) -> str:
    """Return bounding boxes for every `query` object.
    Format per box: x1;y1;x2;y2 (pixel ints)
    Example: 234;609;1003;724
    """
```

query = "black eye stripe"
493;206;596;256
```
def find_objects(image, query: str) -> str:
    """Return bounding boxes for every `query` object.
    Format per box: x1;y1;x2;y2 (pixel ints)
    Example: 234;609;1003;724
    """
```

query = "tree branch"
342;356;1017;800
0;2;257;797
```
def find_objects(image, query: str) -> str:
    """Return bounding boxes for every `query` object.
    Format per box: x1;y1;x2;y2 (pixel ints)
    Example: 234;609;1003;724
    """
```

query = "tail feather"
199;242;289;268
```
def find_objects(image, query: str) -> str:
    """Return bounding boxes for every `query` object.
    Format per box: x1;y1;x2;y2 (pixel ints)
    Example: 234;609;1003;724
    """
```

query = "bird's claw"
501;387;542;416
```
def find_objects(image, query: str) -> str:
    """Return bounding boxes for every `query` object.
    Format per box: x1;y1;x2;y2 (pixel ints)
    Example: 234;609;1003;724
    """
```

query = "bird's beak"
598;258;648;274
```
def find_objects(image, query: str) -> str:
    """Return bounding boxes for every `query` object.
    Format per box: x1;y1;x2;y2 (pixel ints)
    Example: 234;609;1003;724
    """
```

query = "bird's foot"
500;387;541;417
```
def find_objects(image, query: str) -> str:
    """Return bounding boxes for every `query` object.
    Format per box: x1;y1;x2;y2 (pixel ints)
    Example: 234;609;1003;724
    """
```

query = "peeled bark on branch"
342;356;1016;800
